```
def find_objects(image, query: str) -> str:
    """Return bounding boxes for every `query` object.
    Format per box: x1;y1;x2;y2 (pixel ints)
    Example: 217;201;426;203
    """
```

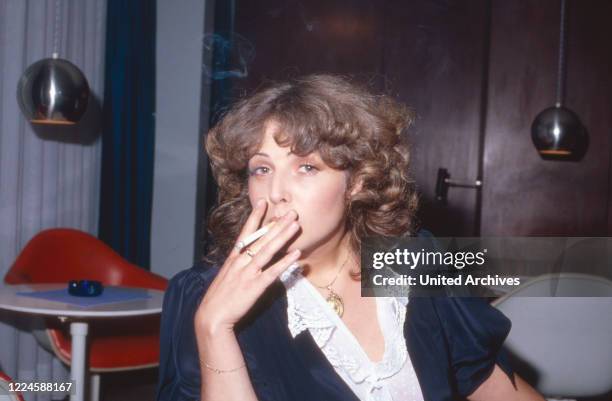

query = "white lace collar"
278;263;410;391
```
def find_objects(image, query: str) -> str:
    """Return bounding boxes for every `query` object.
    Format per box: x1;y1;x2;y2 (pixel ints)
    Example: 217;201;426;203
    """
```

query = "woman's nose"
268;170;292;205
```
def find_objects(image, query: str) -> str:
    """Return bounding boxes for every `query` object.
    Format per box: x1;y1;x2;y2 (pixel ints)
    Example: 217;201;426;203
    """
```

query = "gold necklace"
312;251;350;317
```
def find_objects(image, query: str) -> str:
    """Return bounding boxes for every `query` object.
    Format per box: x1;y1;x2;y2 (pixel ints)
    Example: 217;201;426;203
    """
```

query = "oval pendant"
326;292;344;317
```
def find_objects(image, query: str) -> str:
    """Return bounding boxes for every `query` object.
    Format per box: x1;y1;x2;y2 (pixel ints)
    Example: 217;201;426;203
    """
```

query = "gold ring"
245;248;256;258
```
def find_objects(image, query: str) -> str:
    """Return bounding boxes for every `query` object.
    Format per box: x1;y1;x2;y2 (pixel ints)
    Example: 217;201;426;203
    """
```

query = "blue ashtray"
68;280;104;297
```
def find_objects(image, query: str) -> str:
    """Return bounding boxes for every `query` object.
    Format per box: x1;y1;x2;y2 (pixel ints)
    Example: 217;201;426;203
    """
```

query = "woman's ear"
349;178;364;197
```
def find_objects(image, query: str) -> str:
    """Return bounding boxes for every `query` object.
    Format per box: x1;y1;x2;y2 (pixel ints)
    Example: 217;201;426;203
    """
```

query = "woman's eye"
248;164;318;176
249;166;269;176
299;164;318;174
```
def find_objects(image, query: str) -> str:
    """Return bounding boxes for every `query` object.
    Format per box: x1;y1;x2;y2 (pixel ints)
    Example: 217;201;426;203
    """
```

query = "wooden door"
383;0;490;236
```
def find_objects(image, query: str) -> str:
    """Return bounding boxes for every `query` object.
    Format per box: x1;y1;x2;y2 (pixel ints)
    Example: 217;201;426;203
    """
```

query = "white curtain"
0;1;106;400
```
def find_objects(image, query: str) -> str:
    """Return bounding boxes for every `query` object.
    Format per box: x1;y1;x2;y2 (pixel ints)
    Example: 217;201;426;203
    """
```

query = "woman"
157;74;544;401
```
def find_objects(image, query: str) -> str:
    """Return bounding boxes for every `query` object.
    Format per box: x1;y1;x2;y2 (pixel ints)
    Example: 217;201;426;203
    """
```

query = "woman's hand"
195;199;301;334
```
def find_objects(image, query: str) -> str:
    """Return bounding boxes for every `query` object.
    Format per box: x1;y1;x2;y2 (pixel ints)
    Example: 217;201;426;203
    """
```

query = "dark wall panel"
481;0;612;236
198;0;612;241
232;0;386;94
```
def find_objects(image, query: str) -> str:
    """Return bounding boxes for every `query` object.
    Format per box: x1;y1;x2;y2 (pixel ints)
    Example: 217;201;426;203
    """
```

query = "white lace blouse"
279;264;424;401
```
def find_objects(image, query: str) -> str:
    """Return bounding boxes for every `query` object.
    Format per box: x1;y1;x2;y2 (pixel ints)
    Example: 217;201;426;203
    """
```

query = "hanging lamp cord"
555;0;567;107
52;0;60;58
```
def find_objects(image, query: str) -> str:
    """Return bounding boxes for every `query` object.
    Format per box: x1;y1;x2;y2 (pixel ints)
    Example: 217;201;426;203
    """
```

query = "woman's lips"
265;214;299;227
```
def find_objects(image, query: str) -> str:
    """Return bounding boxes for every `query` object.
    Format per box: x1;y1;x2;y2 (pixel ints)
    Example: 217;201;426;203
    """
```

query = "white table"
0;284;165;401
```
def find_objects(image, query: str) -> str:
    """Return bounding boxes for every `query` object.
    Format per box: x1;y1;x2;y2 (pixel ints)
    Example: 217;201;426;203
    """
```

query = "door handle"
435;168;482;204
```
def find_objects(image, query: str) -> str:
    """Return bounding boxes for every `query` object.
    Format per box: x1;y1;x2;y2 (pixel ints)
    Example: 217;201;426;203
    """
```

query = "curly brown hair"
203;74;420;268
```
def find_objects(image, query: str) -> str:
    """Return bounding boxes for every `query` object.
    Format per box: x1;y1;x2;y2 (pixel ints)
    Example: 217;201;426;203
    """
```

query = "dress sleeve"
438;296;516;397
410;296;516;397
410;229;517;397
156;265;218;401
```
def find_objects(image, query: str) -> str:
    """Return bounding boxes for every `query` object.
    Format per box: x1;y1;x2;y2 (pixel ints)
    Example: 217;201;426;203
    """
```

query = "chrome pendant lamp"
16;0;90;125
531;0;587;161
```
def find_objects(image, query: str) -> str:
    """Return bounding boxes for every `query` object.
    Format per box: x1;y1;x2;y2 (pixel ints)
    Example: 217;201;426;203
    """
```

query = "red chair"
0;371;25;401
4;228;168;398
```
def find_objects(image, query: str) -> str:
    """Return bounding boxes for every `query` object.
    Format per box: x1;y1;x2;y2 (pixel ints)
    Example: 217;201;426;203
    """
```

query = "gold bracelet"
201;360;246;374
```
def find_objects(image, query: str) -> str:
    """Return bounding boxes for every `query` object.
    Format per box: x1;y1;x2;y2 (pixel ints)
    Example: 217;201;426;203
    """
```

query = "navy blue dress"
156;238;516;401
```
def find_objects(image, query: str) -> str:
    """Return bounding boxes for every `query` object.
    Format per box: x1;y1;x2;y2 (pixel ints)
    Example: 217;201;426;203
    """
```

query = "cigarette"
236;222;275;250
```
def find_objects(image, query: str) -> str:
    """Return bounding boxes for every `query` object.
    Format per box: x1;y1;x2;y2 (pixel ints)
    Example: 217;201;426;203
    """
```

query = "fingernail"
256;198;266;208
287;261;301;272
280;262;302;282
